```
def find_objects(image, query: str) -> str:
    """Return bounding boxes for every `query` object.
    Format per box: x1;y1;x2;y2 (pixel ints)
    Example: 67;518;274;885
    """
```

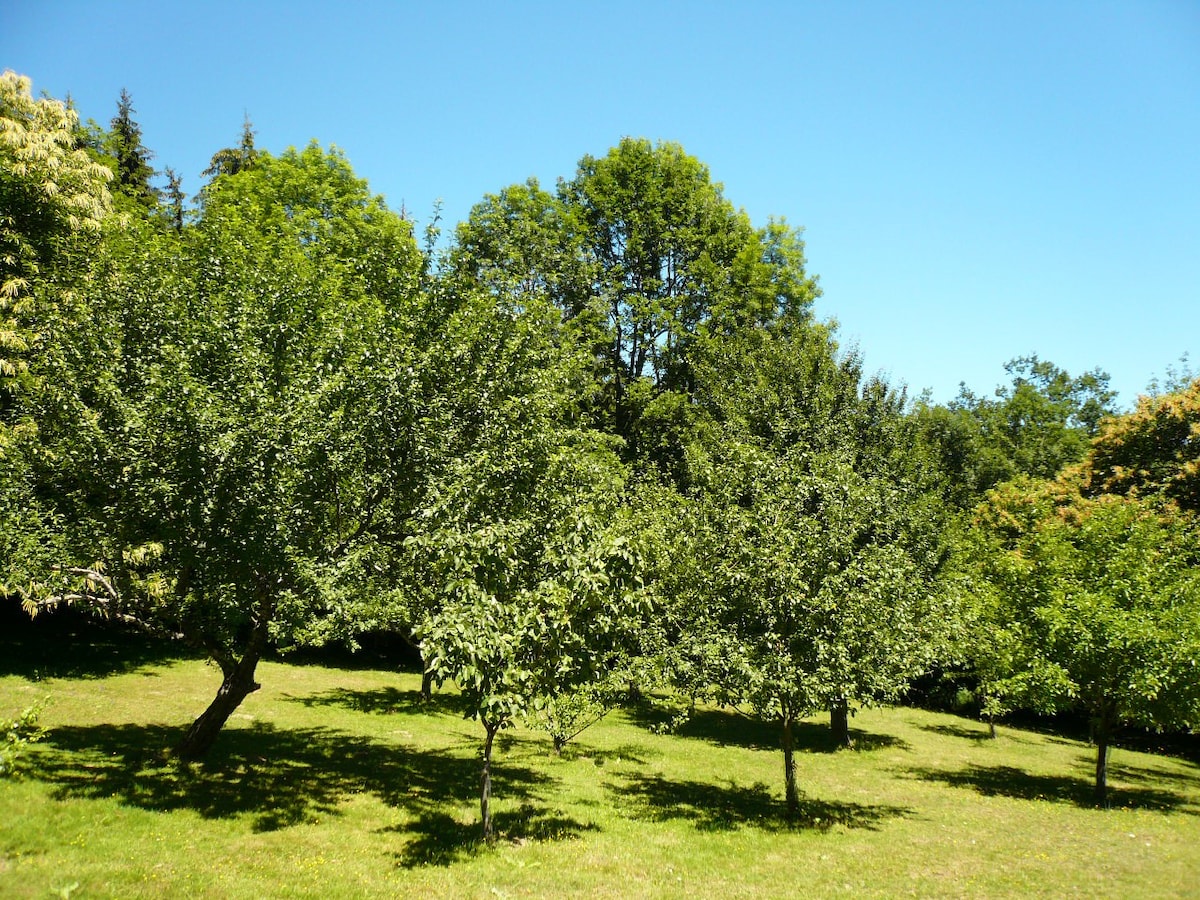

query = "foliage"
972;476;1200;803
919;355;1117;508
0;698;47;777
0;71;111;385
1085;377;1200;511
8;141;423;759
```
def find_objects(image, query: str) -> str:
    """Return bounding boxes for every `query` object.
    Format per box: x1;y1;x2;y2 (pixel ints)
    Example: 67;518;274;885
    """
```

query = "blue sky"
4;1;1198;408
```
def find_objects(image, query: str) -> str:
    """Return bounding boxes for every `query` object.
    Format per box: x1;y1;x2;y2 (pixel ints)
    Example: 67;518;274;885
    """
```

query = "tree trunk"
988;715;996;740
1094;724;1110;808
480;720;500;843
830;697;852;748
420;668;434;701
176;650;262;761
782;714;798;821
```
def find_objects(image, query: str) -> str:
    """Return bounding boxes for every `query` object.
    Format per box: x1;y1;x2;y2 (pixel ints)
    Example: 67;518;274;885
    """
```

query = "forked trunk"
830;697;852;748
177;650;262;761
481;720;500;843
782;714;798;821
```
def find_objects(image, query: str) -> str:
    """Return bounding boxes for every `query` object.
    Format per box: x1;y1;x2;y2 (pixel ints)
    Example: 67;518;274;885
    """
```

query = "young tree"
973;477;1200;805
410;299;646;840
668;322;955;816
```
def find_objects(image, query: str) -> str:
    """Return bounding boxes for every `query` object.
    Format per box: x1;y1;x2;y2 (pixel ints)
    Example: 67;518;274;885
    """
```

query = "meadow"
1;628;1198;898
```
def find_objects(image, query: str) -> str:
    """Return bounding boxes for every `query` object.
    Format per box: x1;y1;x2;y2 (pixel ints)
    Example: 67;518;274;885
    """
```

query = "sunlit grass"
1;636;1198;898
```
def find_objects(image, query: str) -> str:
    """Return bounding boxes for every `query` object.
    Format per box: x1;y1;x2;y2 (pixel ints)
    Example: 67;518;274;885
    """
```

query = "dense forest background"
3;73;1198;834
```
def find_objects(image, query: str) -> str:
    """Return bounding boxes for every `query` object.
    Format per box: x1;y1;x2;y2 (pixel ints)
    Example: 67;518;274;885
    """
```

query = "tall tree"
451;138;821;467
107;88;158;208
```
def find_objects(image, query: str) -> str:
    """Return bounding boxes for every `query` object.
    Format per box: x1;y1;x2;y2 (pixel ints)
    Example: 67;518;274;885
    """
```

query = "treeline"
2;74;1198;837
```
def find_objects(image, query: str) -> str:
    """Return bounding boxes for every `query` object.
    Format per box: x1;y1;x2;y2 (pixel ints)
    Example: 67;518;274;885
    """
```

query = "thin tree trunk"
782;714;798;821
420;668;434;701
1094;724;1110;808
481;720;500;843
988;715;996;740
830;697;852;748
177;650;262;761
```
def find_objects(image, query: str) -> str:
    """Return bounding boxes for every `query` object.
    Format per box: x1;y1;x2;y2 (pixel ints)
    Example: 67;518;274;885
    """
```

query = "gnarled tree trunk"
177;651;263;761
176;591;274;761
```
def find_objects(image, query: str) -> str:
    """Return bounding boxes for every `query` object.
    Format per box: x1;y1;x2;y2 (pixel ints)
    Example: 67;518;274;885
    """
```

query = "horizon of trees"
3;72;1198;832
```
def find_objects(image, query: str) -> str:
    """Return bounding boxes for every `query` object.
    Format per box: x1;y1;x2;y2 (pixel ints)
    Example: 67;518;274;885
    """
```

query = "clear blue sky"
4;1;1198;408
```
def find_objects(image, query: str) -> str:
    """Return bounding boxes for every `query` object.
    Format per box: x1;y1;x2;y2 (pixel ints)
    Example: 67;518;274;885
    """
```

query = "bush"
1;699;47;776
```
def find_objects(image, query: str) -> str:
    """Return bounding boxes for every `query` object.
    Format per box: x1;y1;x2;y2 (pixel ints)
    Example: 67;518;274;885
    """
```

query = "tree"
409;296;647;840
973;477;1200;805
13;142;424;760
1085;377;1200;512
201;115;259;179
107;89;158;208
668;322;954;816
920;356;1117;508
0;72;112;617
451;138;821;468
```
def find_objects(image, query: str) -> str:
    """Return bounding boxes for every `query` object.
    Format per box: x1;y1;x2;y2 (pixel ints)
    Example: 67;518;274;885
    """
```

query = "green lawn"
1;638;1198;898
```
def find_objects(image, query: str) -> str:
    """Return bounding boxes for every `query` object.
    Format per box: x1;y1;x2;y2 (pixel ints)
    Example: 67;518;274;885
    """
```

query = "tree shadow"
25;721;575;845
919;723;997;742
285;686;468;718
908;763;1200;812
626;706;908;755
609;773;911;833
389;804;600;867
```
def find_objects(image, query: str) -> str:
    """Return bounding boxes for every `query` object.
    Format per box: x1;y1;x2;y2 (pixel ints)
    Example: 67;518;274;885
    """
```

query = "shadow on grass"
626;705;908;755
908;763;1200;812
610;773;911;833
286;686;468;718
919;723;997;742
26;721;594;859
388;804;600;866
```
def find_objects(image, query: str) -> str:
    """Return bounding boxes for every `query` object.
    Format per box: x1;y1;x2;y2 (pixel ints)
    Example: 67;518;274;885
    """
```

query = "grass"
1;633;1198;897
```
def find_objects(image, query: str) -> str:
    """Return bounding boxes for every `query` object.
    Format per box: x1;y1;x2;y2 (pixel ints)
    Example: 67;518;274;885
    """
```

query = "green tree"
920;356;1117;508
973;478;1200;805
201;115;259;179
0;72;112;614
13;143;424;760
669;323;954;816
451;138;821;469
409;296;646;840
107;88;158;209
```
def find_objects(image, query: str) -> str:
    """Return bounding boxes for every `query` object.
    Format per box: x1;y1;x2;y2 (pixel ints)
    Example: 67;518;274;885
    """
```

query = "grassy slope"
1;647;1198;898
